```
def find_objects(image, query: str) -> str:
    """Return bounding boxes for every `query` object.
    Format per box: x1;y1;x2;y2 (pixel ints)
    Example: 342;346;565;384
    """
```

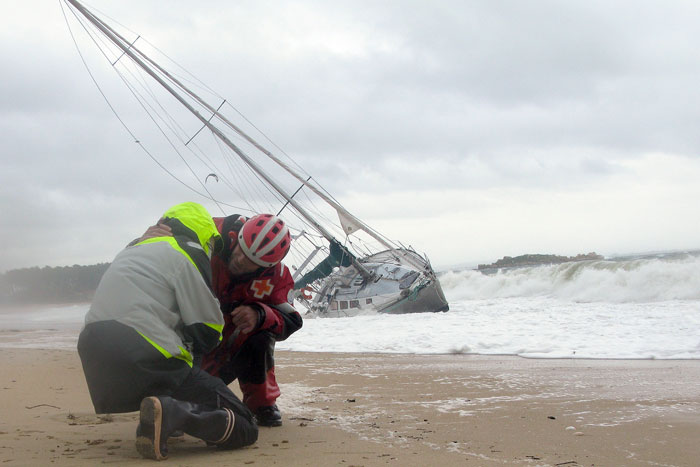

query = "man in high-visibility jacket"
77;202;258;461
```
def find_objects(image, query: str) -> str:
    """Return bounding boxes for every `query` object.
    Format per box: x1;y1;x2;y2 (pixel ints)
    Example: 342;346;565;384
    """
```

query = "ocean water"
1;253;699;359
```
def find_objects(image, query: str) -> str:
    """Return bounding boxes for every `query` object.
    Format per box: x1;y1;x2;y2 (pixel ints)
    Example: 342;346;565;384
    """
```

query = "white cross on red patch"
250;279;273;299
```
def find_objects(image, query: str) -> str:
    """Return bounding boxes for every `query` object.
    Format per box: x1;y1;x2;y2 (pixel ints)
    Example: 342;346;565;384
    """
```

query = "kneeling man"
78;202;257;460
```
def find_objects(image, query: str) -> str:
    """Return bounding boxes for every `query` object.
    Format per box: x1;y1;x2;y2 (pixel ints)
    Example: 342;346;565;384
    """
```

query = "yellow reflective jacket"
85;202;223;367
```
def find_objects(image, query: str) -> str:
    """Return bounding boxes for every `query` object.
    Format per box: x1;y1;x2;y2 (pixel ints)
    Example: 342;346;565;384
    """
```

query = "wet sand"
1;349;699;466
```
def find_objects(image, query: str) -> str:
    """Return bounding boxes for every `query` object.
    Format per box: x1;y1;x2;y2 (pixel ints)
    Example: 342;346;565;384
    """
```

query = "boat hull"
305;248;449;318
377;277;449;315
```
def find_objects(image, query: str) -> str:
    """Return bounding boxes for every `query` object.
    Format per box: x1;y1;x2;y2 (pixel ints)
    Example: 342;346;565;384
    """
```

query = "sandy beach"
1;349;699;466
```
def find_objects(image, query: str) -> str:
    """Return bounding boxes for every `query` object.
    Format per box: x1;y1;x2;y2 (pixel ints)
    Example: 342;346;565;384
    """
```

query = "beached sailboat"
62;0;449;317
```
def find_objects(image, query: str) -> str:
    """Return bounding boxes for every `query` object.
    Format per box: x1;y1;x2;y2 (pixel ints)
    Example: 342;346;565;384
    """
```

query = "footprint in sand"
49;412;137;425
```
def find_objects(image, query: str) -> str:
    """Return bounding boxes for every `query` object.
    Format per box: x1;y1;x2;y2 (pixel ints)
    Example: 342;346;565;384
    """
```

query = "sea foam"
440;253;700;303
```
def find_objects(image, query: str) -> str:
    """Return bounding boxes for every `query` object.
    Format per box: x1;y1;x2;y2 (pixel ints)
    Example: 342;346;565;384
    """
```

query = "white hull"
304;249;449;318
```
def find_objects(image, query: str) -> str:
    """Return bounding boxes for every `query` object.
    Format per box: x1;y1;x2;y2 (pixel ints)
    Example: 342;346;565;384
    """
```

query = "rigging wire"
105;36;228;213
108;63;225;213
61;1;243;211
62;0;413;278
61;4;191;191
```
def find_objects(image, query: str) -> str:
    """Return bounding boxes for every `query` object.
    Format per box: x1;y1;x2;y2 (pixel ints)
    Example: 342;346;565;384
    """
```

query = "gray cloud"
2;0;700;271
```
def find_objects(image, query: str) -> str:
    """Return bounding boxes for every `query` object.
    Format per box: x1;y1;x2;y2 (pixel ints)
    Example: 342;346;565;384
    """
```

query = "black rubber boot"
135;396;235;460
254;404;282;427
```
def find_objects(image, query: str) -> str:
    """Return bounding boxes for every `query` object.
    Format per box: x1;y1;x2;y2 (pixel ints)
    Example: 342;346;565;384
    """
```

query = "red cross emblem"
250;279;273;299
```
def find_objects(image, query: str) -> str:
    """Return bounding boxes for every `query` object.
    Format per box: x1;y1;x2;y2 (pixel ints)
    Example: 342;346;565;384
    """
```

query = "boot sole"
136;397;167;460
256;418;282;427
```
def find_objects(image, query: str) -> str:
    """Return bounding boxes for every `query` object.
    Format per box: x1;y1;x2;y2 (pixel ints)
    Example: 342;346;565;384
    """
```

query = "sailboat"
62;0;449;318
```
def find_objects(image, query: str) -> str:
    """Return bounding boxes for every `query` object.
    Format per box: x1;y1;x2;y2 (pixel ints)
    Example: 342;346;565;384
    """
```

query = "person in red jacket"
141;213;302;427
203;213;303;426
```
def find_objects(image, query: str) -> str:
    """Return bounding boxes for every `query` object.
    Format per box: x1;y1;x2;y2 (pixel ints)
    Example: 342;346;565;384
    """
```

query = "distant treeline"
478;252;603;271
0;263;110;306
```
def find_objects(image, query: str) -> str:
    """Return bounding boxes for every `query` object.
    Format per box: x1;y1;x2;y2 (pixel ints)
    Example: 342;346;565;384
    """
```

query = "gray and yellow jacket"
84;202;223;368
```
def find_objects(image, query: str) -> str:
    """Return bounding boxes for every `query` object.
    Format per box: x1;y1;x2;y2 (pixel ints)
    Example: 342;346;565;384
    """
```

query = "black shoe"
254;405;282;427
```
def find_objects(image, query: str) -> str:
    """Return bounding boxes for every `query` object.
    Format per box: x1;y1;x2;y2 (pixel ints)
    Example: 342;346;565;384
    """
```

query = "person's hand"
230;305;260;334
140;223;173;241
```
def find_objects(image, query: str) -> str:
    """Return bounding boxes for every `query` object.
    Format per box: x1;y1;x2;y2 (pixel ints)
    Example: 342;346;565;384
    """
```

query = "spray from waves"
440;253;700;303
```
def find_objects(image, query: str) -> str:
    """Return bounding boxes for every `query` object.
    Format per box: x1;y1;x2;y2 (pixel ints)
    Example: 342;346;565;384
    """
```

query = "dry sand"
0;349;698;466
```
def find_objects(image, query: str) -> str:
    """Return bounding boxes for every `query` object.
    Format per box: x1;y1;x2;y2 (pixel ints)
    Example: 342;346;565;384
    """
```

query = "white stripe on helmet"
256;222;289;258
239;215;288;267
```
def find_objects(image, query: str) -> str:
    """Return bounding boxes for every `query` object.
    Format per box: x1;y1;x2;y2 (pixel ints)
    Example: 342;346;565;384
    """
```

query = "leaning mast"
65;0;376;278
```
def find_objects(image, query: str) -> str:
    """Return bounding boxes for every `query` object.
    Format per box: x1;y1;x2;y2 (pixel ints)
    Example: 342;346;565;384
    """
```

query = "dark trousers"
201;330;281;410
78;321;257;448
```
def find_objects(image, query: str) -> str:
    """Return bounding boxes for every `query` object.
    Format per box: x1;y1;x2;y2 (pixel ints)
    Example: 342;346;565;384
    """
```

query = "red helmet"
238;214;291;267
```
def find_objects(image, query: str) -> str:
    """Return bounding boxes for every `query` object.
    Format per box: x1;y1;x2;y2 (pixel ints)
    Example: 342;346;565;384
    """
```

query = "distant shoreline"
477;252;604;272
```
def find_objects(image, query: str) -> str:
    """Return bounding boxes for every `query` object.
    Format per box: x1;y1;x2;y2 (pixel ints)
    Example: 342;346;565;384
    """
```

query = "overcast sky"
2;0;700;273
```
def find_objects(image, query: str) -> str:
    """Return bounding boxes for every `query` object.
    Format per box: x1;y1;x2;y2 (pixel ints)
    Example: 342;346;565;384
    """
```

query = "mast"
134;52;392;248
65;0;376;279
69;2;395;252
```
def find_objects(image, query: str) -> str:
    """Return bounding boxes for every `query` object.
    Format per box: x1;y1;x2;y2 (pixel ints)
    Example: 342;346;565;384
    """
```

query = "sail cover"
294;239;355;289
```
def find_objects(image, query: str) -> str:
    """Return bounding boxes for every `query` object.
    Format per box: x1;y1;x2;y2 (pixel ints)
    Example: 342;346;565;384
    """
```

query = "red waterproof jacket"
210;215;303;345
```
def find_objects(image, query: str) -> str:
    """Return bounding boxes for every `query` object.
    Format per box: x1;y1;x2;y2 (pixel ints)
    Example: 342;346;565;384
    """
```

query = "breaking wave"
440;252;700;303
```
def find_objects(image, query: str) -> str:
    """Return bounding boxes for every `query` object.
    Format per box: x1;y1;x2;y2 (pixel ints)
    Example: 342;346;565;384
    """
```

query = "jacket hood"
162;202;220;255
